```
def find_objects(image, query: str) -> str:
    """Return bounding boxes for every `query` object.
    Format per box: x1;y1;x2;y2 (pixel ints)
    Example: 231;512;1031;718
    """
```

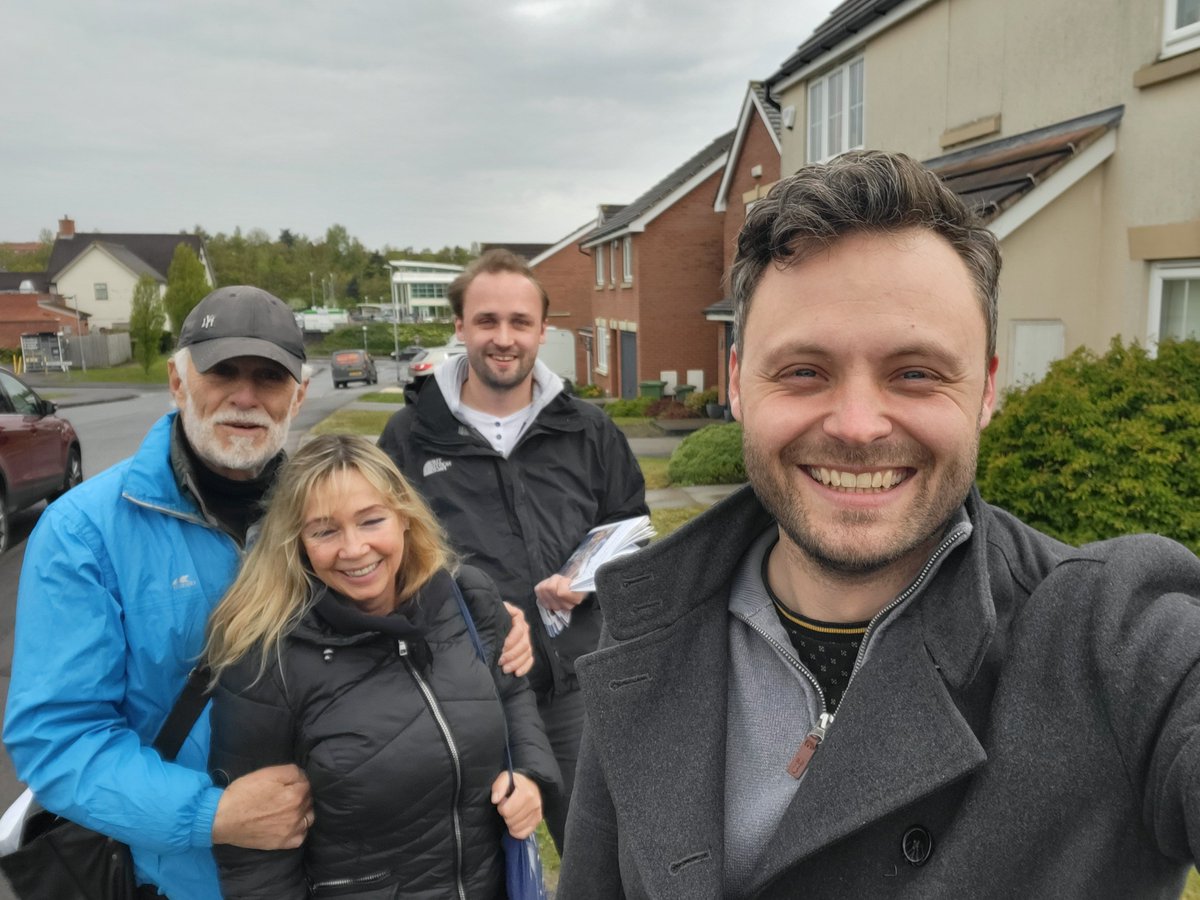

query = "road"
0;360;399;897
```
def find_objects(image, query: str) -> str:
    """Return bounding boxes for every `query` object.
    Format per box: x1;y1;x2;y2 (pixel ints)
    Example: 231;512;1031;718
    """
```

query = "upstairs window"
595;245;605;287
1164;0;1200;57
807;57;865;162
622;236;633;283
610;240;618;286
1148;261;1200;351
94;283;108;301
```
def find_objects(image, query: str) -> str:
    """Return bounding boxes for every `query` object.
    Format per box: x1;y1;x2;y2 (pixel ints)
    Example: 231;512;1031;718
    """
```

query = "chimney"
58;216;75;239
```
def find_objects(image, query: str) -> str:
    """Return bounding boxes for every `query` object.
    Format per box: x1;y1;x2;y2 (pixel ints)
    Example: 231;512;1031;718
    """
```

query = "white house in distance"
386;260;463;322
45;217;214;332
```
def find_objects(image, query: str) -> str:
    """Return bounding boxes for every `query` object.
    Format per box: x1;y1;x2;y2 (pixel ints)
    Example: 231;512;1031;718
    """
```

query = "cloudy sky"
3;1;835;251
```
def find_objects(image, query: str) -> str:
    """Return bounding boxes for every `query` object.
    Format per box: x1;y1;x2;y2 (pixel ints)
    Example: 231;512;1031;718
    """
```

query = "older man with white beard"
5;286;317;900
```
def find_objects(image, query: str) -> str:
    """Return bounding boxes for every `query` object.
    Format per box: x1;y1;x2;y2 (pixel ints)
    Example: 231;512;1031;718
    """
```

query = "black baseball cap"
178;286;306;381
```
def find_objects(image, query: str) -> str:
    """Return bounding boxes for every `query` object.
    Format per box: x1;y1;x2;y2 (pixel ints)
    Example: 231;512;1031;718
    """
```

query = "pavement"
31;381;745;511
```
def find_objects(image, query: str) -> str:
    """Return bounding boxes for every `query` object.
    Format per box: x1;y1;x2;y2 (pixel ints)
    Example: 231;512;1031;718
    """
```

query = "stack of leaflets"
537;515;656;637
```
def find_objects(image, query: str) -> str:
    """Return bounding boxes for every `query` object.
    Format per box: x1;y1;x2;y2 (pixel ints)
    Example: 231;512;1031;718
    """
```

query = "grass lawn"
24;359;170;383
309;409;393;436
536;823;560;893
358;390;406;403
637;456;670;490
1185;870;1200;898
612;417;661;439
651;505;706;538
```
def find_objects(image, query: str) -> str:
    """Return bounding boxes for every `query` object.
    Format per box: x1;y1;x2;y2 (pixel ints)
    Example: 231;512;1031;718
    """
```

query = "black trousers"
536;687;586;856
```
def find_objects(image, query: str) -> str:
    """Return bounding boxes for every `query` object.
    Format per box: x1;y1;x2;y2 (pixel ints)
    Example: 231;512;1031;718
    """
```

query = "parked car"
0;368;82;552
331;349;378;388
389;345;425;362
403;342;466;404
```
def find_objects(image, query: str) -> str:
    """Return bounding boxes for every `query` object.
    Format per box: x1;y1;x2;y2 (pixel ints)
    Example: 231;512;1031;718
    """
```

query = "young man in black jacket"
378;249;647;851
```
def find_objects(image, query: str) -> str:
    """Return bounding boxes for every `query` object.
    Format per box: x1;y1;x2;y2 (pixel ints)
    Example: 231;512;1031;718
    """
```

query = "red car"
0;368;82;552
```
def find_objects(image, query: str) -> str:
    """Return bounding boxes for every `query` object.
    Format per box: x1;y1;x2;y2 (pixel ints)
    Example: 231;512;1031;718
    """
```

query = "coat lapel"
750;507;999;891
751;613;987;889
576;597;729;899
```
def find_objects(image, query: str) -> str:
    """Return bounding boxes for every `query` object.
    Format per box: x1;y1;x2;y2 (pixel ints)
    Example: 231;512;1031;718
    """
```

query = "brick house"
0;273;91;349
704;82;785;405
529;222;604;385
577;132;734;399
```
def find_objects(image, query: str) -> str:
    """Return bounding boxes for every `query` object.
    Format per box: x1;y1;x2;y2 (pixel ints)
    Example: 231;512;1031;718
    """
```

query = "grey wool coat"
558;486;1200;899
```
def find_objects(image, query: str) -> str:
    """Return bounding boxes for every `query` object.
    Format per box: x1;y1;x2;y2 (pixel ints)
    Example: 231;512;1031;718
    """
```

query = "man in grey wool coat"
558;150;1200;899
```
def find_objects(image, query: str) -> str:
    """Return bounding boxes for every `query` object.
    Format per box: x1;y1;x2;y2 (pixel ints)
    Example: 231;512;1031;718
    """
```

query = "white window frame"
94;282;108;301
807;57;865;163
610;240;618;286
1163;0;1200;58
595;323;609;373
622;235;633;284
1146;259;1200;354
594;245;605;287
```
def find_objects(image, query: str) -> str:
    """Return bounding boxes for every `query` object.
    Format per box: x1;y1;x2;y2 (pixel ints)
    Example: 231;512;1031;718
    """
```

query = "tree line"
199;224;473;310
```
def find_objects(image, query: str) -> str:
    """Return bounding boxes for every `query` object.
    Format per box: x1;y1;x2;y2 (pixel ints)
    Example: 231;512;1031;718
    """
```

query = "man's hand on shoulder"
212;764;312;849
500;602;534;677
534;573;588;613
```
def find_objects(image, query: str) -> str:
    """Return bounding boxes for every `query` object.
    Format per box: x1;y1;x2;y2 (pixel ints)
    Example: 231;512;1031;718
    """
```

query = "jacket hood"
435;355;563;424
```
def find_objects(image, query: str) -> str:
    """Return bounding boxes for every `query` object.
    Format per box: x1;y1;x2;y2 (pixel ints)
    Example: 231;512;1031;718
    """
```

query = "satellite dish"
18;280;35;293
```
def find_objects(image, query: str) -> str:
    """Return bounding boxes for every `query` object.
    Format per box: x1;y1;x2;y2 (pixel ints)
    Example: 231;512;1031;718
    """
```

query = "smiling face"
169;354;307;480
456;270;547;401
730;228;997;591
301;469;408;617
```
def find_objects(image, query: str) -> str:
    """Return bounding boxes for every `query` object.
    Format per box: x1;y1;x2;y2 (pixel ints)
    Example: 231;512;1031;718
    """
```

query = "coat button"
901;826;933;866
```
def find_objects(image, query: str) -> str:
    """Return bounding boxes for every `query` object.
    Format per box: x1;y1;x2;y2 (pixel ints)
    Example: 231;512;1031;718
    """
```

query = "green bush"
605;396;655;418
317;323;453;355
575;383;604;399
977;338;1200;554
668;422;746;486
685;388;718;414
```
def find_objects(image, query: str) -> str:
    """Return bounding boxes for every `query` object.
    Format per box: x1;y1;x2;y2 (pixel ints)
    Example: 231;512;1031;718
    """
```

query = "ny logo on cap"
201;315;216;328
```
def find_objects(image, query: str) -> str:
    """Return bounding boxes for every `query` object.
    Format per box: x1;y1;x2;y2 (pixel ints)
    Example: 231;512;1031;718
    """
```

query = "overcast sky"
3;1;834;252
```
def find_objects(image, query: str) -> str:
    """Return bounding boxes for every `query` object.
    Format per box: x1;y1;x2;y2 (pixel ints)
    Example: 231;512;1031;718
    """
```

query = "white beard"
179;396;291;475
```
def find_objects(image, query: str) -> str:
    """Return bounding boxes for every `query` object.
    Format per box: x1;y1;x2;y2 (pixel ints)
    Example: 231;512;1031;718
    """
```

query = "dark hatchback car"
0;368;82;552
331;349;378;388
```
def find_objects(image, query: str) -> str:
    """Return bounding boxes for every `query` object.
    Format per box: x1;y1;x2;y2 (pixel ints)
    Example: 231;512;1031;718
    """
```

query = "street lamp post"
68;295;86;374
309;272;315;307
362;325;368;353
391;285;402;385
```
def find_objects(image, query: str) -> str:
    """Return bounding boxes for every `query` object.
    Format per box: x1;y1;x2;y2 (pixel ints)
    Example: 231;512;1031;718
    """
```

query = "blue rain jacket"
4;412;236;899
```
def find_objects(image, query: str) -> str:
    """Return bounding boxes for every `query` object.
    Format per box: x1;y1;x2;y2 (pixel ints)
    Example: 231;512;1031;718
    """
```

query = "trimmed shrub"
605;396;655;418
977;337;1200;554
646;398;698;419
575;383;604;399
668;422;746;486
685;388;718;414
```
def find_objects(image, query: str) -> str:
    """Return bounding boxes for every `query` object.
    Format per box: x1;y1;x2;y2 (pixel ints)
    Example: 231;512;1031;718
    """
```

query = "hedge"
668;422;746;486
976;338;1200;555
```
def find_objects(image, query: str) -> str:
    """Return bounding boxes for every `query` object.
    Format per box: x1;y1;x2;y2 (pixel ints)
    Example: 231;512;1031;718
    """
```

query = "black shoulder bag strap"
450;581;517;791
152;665;212;762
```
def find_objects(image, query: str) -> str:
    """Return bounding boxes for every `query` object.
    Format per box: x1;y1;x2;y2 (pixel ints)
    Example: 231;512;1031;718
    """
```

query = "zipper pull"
787;712;833;780
397;640;408;657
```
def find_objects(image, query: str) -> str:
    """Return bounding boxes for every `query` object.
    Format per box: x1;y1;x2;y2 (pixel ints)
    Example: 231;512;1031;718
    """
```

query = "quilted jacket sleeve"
458;565;563;799
209;652;307;900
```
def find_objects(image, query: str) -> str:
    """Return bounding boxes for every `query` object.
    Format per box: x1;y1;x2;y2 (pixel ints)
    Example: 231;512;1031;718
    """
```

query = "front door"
619;331;638;399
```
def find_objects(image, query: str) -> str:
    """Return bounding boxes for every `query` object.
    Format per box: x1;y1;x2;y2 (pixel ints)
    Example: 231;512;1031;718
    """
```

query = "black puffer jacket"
209;565;560;899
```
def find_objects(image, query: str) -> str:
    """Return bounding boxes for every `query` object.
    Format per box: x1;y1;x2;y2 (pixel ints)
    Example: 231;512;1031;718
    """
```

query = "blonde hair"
204;434;454;681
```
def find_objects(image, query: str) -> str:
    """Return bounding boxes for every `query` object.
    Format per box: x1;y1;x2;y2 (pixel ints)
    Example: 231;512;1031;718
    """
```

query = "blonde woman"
205;434;559;899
